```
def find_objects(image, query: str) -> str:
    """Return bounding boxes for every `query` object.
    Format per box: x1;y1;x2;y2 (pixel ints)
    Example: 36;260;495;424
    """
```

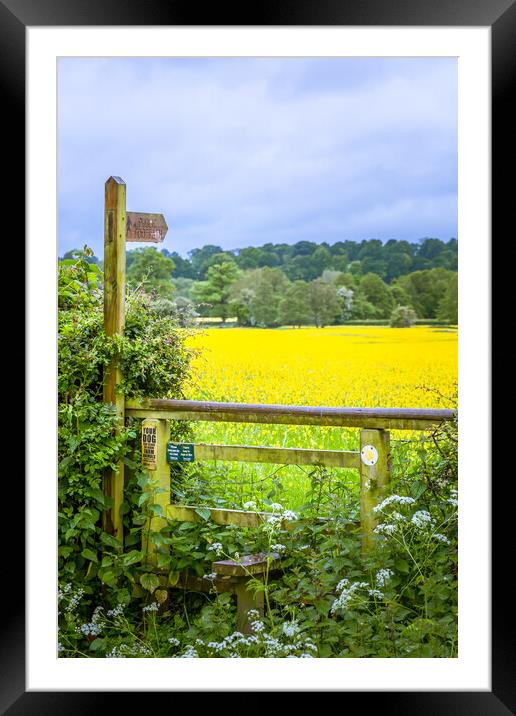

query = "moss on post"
360;428;391;553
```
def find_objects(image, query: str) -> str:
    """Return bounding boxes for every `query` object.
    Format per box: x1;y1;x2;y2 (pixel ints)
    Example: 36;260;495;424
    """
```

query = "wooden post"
141;418;171;566
234;579;264;635
102;176;126;542
360;428;391;552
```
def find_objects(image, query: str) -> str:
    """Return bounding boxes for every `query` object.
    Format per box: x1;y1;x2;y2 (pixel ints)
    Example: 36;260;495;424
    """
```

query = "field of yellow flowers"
186;326;457;408
180;326;457;509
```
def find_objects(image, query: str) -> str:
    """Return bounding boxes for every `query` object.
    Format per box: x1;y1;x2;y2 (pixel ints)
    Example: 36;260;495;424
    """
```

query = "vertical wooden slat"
102;176;126;542
142;418;171;566
234;579;264;635
360;428;391;552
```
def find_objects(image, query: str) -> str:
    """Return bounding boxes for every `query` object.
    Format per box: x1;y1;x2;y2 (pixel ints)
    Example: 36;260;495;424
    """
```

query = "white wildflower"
336;578;350;592
247;609;260;619
282;509;297;521
80;621;102;637
142;602;159;613
282;620;300;638
433;533;450;544
243;501;257;510
391;511;406;522
203;573;218;581
181;645;199;658
373;495;415;514
92;606;104;622
168;637;180;647
263;636;282;656
264;514;283;530
269;503;284;512
411;510;434;529
331;581;369;614
250;620;265;633
376;568;394;587
207;641;224;651
270;543;286;554
373;523;397;535
209;542;223;556
58;583;72;601
107;603;125;618
65;588;84;612
368;589;384;599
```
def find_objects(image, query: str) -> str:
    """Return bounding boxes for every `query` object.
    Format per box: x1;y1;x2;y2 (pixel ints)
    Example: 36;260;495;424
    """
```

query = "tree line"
60;237;458;327
163;237;457;283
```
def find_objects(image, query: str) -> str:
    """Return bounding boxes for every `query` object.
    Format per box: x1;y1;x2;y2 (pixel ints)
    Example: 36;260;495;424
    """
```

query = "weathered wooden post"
359;428;391;552
102;176;169;543
141;418;171;566
103;176;127;542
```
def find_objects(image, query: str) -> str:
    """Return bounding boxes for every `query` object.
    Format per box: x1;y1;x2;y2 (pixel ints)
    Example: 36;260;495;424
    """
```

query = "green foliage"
437;272;458;323
65;240;458;325
58;248;458;660
59;419;458;658
192;260;240;321
357;273;394;319
58;248;193;624
390;305;417;328
394;268;456;319
307;279;343;327
277;281;312;327
126;247;176;299
230;267;290;327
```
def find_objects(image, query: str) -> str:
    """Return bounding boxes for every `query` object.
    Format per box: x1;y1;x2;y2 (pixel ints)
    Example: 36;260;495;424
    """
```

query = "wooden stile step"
212;552;281;577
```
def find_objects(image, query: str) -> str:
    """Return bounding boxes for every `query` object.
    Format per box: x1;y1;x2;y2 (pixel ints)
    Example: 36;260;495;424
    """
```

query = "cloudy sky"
58;57;457;258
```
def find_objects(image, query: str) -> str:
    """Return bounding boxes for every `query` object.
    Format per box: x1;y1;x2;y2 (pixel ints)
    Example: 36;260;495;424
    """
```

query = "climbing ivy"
58;247;193;613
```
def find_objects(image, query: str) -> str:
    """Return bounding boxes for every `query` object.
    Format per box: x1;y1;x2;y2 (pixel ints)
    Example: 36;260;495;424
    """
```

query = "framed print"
4;0;510;710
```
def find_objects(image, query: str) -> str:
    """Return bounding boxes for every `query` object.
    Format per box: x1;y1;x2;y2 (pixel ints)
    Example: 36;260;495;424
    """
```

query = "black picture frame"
6;0;509;711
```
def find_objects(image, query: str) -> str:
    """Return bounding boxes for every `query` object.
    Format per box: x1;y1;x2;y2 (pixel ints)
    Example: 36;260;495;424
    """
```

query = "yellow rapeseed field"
186;326;457;408
180;326;457;508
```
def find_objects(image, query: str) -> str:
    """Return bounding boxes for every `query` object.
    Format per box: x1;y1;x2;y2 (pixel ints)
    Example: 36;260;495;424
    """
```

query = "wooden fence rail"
128;400;455;554
168;442;361;468
126;399;455;431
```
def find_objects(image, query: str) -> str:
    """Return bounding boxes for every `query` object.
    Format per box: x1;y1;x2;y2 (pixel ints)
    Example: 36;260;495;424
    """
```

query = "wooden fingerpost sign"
359;428;392;553
126;212;168;243
102;176;169;543
102;177;127;542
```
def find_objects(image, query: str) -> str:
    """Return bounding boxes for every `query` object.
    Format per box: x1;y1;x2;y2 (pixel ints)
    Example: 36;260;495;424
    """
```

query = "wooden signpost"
102;176;168;542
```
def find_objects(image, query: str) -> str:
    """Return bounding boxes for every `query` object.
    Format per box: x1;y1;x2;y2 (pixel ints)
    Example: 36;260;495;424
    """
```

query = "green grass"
170;421;432;514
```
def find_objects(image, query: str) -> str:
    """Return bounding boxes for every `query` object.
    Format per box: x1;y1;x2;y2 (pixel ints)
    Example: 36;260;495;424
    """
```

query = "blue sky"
58;57;457;258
